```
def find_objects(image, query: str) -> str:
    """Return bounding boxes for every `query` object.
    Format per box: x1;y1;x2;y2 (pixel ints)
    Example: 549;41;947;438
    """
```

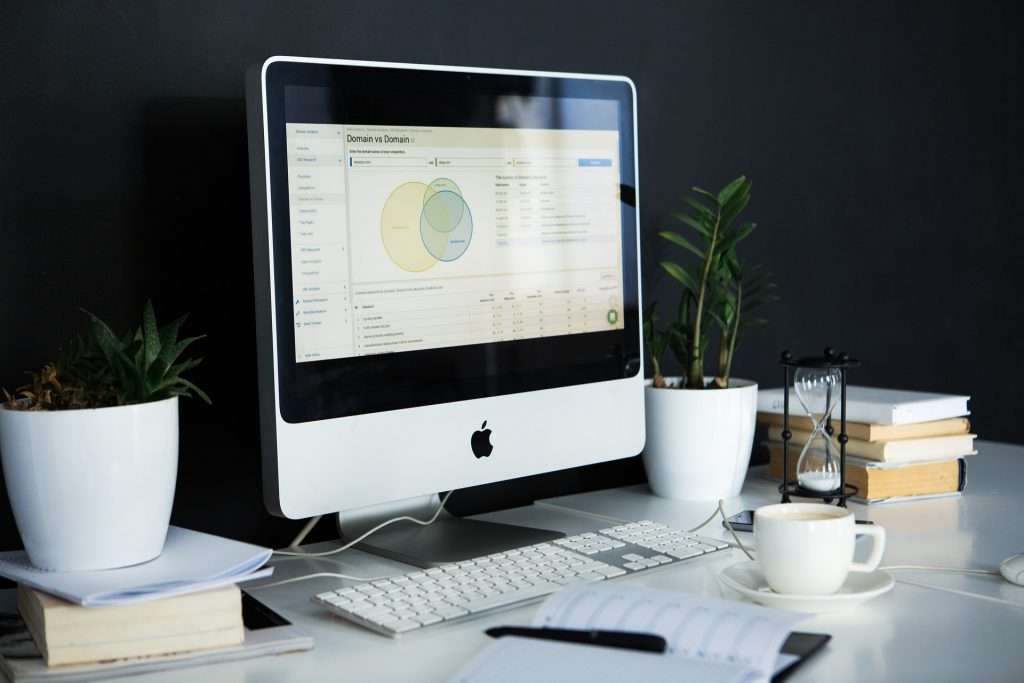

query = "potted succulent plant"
0;302;209;571
643;176;777;500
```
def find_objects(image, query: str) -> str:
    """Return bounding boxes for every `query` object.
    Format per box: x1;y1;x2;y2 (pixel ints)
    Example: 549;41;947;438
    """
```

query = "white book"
0;527;271;607
758;386;969;425
450;585;807;683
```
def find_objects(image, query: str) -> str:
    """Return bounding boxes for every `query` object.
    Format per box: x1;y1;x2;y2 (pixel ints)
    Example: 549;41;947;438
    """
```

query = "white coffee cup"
754;503;886;595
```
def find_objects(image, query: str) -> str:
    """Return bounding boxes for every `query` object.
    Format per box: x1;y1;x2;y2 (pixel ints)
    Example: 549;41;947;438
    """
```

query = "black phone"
723;510;755;532
723;509;874;533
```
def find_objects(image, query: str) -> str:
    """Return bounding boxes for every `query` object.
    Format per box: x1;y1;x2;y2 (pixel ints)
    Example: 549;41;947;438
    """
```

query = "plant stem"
716;331;732;387
715;280;742;388
687;210;722;389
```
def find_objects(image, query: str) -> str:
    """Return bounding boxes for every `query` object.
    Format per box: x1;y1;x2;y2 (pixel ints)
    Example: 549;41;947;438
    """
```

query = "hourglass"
778;348;859;506
793;367;842;492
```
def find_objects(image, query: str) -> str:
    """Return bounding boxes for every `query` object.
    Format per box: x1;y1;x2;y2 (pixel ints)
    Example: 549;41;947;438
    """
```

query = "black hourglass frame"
779;348;861;506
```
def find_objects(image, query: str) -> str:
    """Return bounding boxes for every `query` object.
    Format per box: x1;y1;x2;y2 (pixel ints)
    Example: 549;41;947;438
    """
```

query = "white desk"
136;441;1024;682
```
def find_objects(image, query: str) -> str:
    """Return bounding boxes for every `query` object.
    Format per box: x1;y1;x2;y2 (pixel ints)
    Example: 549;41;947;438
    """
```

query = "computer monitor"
246;57;643;565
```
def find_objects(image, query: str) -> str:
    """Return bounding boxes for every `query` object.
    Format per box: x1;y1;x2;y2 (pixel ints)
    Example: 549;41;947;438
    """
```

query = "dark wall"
1;1;1021;549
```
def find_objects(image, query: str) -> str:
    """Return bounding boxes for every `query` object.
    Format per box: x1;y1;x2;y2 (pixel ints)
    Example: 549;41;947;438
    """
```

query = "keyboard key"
623;562;645;570
416;613;443;626
380;619;420;634
597;566;627;578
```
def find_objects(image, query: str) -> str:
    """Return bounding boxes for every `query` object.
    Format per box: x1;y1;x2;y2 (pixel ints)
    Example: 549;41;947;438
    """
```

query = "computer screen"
285;122;624;362
249;58;644;520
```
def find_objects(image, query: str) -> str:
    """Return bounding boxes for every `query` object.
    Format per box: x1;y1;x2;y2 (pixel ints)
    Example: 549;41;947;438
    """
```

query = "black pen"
486;626;667;653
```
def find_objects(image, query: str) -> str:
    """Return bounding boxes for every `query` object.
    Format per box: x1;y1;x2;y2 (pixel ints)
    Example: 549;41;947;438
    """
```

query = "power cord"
715;500;755;561
879;564;999;576
246;490;456;589
247;571;387;590
272;490;455;559
251;496;755;591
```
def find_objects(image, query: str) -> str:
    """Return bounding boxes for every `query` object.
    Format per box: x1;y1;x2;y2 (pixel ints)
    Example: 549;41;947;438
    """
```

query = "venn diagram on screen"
380;178;474;272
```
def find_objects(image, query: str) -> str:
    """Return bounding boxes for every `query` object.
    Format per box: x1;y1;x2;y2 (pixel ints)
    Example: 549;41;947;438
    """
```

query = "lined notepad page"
532;585;805;679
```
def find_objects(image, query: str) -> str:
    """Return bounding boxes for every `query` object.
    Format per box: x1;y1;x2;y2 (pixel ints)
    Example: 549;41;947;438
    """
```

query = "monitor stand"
334;494;565;568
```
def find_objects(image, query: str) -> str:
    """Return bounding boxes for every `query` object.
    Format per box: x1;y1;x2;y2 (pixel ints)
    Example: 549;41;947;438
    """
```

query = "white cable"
245;571;386;591
271;553;373;569
716;500;755;561
272;490;455;559
288;515;323;548
686;506;721;534
880;564;999;576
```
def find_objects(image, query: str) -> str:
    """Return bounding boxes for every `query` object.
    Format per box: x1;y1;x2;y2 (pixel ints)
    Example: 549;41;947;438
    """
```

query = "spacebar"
465;582;563;613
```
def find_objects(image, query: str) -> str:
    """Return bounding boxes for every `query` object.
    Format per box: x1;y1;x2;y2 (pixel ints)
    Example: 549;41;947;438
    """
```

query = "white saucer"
718;561;894;613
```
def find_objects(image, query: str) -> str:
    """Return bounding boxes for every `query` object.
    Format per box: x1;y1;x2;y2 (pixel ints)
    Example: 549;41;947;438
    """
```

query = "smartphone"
723;510;755;532
722;509;874;533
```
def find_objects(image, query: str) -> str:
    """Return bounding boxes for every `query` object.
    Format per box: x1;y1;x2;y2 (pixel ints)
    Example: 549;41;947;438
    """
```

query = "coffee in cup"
754;503;886;595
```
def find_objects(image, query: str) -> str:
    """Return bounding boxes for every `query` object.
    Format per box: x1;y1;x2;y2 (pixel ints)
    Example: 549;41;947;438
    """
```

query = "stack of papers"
0;527;272;606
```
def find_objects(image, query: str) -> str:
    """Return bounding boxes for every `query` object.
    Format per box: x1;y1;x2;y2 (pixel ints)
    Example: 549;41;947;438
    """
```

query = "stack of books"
17;583;245;667
0;527;312;681
757;387;975;504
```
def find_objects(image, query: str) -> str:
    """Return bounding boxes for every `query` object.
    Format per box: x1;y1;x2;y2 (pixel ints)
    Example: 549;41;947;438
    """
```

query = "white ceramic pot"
642;378;757;501
0;397;178;571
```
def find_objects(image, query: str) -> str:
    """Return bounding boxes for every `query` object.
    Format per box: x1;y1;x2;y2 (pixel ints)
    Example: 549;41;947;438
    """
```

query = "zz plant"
4;301;210;411
645;175;777;390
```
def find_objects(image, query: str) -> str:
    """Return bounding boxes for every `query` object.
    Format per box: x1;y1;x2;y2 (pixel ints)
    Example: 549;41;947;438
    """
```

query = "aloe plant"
3;301;209;410
645;175;777;389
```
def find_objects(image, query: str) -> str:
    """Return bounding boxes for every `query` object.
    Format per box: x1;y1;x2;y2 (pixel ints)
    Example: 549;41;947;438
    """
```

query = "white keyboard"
313;520;730;637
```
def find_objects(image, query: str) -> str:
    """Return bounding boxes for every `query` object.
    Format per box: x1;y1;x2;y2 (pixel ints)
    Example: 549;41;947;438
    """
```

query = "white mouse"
1000;555;1024;585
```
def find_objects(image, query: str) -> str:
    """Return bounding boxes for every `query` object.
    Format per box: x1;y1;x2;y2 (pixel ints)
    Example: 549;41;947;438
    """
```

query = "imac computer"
246;57;643;567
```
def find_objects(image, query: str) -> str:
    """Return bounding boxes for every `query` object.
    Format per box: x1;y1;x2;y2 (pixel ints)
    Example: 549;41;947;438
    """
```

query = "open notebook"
450;585;813;683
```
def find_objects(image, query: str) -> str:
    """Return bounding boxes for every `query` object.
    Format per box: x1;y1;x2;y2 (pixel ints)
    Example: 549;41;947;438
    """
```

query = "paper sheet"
0;527;272;606
449;637;763;683
531;584;805;679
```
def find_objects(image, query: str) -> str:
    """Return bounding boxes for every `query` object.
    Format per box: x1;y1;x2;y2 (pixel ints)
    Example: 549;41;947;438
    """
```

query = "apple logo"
471;421;493;458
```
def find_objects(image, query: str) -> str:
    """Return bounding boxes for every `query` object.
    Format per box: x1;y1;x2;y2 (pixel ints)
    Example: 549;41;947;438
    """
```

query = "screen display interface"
285;122;623;362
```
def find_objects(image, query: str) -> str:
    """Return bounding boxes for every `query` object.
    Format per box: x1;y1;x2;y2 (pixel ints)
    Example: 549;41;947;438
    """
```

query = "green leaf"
707;309;728;330
683;197;714;221
659;261;699;293
719;221;757;252
164;356;204;382
691;187;719;205
170;377;212;404
153;335;205;376
142;300;160;370
159;314;188;352
83;310;125;364
717;175;748;206
671;211;712;238
720;191;751;231
658;231;705;259
724;251;742;279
